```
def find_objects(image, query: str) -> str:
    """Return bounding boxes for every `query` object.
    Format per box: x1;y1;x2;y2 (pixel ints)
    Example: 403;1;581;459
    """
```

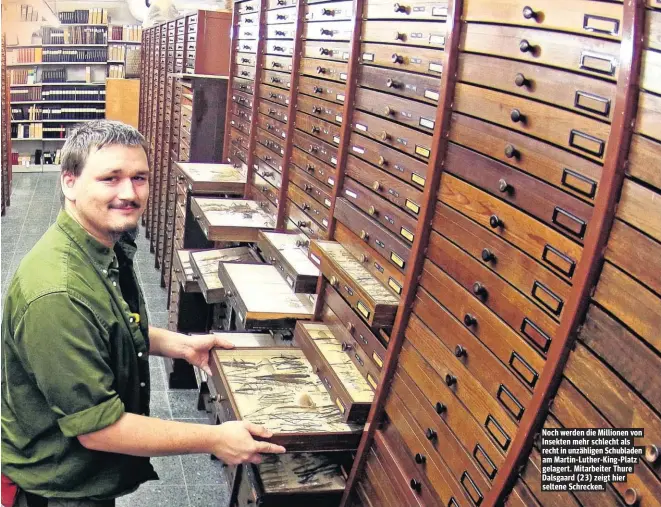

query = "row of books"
110;25;143;42
10;88;41;101
16;4;41;22
58;9;109;25
10;105;42;121
12;123;44;139
44;126;80;139
8;48;43;64
11;150;62;166
42;49;107;63
42;89;106;101
109;45;127;63
42;27;107;45
40;108;106;120
42;68;97;83
9;69;37;85
108;65;126;79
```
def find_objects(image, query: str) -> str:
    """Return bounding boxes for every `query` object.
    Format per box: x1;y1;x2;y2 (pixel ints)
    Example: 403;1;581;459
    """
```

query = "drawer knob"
472;281;487;298
519;39;536;53
368;205;377;216
409;479;422;493
320;28;333;36
623;488;638;506
312;106;322;113
504;144;520;159
481;248;496;263
330;275;339;287
273;45;284;51
372;181;382;191
309;145;318;153
454;345;467;358
174;268;181;273
277;0;285;5
266;124;274;130
261;186;268;192
360;254;368;263
341;342;353;351
302;203;311;211
489;215;504;229
322;8;333;15
425;428;437;441
319;47;330;55
510;109;525;123
414;453;426;464
391;53;404;64
522;6;538;20
316;66;326;74
270;76;281;83
377;155;387;166
393;31;404;41
384;106;394;116
499;178;513;193
269;92;277;98
275;30;286;36
311;126;321;134
272;62;281;68
226;290;233;297
298;220;310;228
445;373;457;387
463;313;477;327
276;14;286;20
360;230;369;241
241;58;249;64
313;86;323;94
435;402;447;414
379;131;390;141
386;78;400;89
306;163;315;172
195;215;201;220
644;444;659;463
393;3;408;13
514;73;530;88
304;184;313;192
346;322;355;333
263;171;274;177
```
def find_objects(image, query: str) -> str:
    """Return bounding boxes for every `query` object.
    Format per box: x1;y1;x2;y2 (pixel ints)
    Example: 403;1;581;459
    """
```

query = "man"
1;121;285;507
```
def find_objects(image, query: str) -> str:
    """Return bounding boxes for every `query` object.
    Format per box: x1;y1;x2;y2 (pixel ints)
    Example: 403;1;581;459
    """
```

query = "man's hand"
212;421;287;465
181;333;235;377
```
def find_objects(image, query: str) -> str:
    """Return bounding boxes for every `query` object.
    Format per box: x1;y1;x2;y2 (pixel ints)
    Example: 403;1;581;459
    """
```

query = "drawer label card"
333;135;341;144
324;198;332;207
411;32;423;39
579;51;616;76
583;14;621;36
335;115;343;123
390;253;405;269
405;200;421;214
424;89;440;101
367;374;378;390
352;145;365;154
331;157;337;165
286;275;294;288
322;218;329;227
419;118;435;129
335;398;346;414
428;62;443;73
337;94;346;102
328;177;335;186
345;189;358;199
340;73;348;81
356;301;371;320
343;52;350;60
432;6;448;16
429;35;445;45
362;52;374;62
356;123;368;132
400;227;414;242
372;352;384;368
310;253;321;265
415;145;431;158
411;173;426;187
387;278;402;295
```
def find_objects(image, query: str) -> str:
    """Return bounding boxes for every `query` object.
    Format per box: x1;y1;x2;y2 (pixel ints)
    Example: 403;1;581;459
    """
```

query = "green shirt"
1;210;158;500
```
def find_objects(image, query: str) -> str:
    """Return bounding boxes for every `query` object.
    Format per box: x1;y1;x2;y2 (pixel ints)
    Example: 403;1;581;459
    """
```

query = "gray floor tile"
149;312;169;328
142;284;169;313
188;485;230;507
150;355;165;369
180;452;228;485
149;390;172;420
150;365;167;391
119;485;190;507
140;266;163;286
168;390;203;419
151;455;186;485
21;222;51;236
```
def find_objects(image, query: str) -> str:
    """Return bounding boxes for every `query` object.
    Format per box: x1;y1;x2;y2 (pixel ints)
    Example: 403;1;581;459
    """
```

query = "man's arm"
147;326;190;360
78;414;286;465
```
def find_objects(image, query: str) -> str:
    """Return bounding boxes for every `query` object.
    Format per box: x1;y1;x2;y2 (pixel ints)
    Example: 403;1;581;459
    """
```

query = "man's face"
62;144;149;245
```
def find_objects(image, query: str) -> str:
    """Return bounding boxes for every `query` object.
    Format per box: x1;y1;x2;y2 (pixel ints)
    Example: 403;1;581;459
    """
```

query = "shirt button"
112;281;117;287
138;352;143;358
140;382;146;388
102;269;108;274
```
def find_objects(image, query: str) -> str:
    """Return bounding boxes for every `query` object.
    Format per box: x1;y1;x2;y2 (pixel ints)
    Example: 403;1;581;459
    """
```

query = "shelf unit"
9;62;107;66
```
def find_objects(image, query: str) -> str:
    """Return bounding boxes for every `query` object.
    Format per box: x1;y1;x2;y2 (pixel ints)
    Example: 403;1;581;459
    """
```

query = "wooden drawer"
305;1;353;21
636;91;661;143
296;112;342;146
298;75;347;105
617;178;661;244
230;115;252;136
263;54;293;73
439;174;583;282
449;114;602;203
231;90;254;110
364;0;448;20
267;24;297;39
349;132;428;190
234;64;256;81
179;142;190;162
233;76;255;95
628;134;661;193
362;21;447;48
464;0;623;40
291;146;336;189
461;23;621;81
229;153;249;175
309;240;400;329
445;143;593;242
435;203;570;320
300;57;349;82
259;83;290;107
191;197;276;242
267;0;296;9
262;69;293;90
335;197;410;275
293;129;339;168
346;155;423;218
289;179;331;230
256;127;286;157
236;39;258;54
355;87;437;133
257;231;319;294
303;41;351;61
231;102;252;122
236;53;257;67
303;20;354;41
353;110;433;162
285;198;326;239
239;12;259;26
258;100;289;124
296;322;373;423
230;128;251;151
457;53;616;122
266;6;297;24
254;156;283;189
238;26;258;40
359;65;441;105
343;176;418;245
253;173;280;208
297;94;344;125
289;164;333;208
237;0;259;15
228;144;249;165
265;39;295;56
255;142;284;170
257;112;288;139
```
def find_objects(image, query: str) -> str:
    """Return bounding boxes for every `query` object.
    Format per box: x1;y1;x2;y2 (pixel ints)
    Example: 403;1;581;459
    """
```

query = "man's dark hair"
60;120;148;177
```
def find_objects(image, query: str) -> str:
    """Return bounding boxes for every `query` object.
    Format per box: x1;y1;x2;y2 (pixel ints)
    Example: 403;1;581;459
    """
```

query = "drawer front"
289;180;331;230
235;64;256;81
455;83;610;161
267;24;297;39
335;197;411;275
303;20;354;41
463;0;624;40
299;75;347;105
231;102;252;122
636;91;661;143
230;115;252;136
253;172;280;208
343;177;418;245
359;65;442;105
457;53;617;122
445;143;593;241
259;83;290;107
254;157;283;189
261;70;292;91
229;144;249;165
230;128;251;151
346;155;424;218
239;12;259;26
439;173;583;282
285;199;326;239
255;142;284;170
266;6;297;24
267;0;296;9
237;0;259;14
257;112;289;139
356;88;438;134
236;39;258;54
265;39;295;56
256;127;286;157
303;41;351;61
461;23;621;81
236;53;257;67
231;90;254;109
364;0;449;20
353;110;433;162
263;54;294;73
238;26;258;40
305;1;354;21
258;100;289;124
349;132;429;190
289;164;333;209
449;113;602;202
229;153;249;175
297;94;345;125
362;21;447;48
301;57;349;82
295;112;342;146
293;129;339;168
291;146;337;189
233;76;255;95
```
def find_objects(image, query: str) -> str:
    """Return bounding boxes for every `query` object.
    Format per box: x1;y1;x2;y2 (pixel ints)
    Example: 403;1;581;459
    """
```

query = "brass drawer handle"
489;215;503;229
302;203;311;211
295;239;309;247
346;322;355;333
316;66;327;74
384;106;394;116
313;86;323;93
271;61;281;68
330;275;339;287
514;73;530;88
464;313;477;327
623;488;638;506
311;126;321;134
393;31;404;41
372;181;381;191
368;205;377;216
425;428;437;441
435;402;447;414
454;345;467;358
275;30;286;36
312;105;322;113
298;220;310;228
276;14;286;20
510;109;525;123
273;45;284;51
306;163;315;172
519;39;536;54
360;254;368;263
391;53;404;64
377;155;387;166
309;145;318;153
472;281;487;298
414;453;426;464
393;3;408;13
320;27;333;36
409;479;422;493
359;230;369;241
319;47;330;55
386;78;400;89
241;58;250;64
304;184;313;192
645;445;659;464
522;6;538;20
379;131;390;141
504;144;519;159
271;76;281;83
322;8;334;16
445;373;457;387
499;178;512;193
481;248;496;263
341;342;352;351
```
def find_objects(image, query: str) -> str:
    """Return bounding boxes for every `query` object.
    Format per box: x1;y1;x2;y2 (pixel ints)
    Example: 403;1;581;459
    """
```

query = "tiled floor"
1;173;230;506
